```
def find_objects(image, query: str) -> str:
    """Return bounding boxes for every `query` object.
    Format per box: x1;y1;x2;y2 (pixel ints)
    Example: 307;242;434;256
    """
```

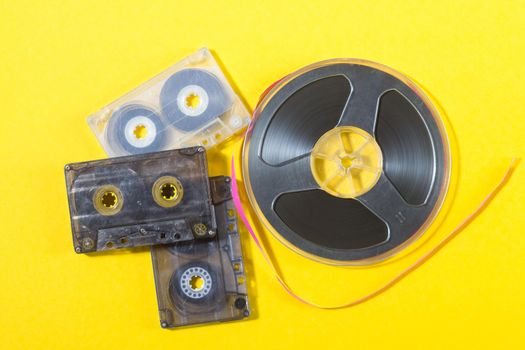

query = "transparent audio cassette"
151;176;249;328
65;147;216;254
87;48;251;156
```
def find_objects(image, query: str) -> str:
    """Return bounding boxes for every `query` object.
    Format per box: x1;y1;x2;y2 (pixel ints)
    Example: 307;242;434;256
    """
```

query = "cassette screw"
140;228;147;235
74;246;82;253
64;165;71;171
82;238;94;250
197;146;205;153
234;297;247;310
161;321;168;328
193;223;207;237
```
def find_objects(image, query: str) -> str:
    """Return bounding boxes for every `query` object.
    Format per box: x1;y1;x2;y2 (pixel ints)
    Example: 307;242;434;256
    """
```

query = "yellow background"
1;1;524;349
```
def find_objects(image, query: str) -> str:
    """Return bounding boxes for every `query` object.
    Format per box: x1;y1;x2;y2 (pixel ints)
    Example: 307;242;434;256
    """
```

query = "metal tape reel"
243;59;451;264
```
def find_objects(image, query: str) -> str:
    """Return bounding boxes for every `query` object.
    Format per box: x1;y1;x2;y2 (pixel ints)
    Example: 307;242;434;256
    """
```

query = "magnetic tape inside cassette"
65;147;216;254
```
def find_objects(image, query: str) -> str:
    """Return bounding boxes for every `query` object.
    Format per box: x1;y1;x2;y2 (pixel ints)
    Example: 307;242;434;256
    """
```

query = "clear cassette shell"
88;48;251;156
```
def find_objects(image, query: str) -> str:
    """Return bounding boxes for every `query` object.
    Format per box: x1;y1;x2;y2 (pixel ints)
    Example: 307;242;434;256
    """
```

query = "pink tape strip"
231;155;519;309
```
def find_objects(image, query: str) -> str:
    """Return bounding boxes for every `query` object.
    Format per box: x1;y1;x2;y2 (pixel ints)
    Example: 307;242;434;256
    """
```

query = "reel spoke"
312;152;339;163
255;154;319;203
349;137;372;157
337;76;386;133
356;174;420;244
351;163;381;174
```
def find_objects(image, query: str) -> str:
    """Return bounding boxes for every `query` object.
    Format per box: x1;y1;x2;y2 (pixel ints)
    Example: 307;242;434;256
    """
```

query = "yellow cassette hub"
310;126;383;198
133;124;148;139
93;185;124;216
152;176;184;208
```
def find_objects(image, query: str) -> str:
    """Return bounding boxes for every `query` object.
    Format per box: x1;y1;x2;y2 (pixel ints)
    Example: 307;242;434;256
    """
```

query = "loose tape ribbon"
231;156;519;309
231;74;519;308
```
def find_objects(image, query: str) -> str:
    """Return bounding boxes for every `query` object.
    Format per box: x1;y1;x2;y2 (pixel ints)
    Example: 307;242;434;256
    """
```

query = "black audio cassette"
151;176;249;328
64;147;216;254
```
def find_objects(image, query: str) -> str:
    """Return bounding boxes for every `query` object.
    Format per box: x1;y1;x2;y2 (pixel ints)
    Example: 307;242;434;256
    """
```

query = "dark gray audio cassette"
64;147;216;254
151;176;249;328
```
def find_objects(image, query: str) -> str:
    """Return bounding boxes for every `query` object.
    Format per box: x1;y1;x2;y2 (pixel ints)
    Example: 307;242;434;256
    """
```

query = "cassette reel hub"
180;266;213;299
106;104;166;155
176;84;210;117
152;176;184;208
93;185;123;216
161;69;232;132
124;116;157;148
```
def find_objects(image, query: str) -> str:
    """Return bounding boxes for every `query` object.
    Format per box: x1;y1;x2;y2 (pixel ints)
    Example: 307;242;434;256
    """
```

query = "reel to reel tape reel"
242;59;451;264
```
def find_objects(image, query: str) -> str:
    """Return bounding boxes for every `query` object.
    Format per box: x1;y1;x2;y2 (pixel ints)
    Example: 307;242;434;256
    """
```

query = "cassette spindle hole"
153;176;184;208
175;84;210;118
185;93;201;109
311;126;383;198
189;275;204;291
93;185;124;216
101;191;118;208
133;124;147;139
161;183;177;200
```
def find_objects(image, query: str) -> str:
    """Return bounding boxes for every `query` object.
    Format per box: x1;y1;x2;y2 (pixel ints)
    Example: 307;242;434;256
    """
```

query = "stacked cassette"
64;147;250;328
87;48;250;156
152;177;249;328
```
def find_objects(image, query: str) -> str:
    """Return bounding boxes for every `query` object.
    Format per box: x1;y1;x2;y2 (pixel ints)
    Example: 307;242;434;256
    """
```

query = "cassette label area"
65;147;216;253
151;176;249;328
